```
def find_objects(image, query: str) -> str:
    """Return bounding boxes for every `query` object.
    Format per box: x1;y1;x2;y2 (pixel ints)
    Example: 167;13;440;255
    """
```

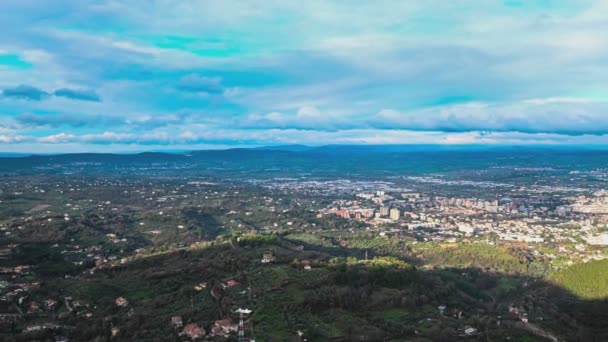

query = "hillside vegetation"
550;259;608;300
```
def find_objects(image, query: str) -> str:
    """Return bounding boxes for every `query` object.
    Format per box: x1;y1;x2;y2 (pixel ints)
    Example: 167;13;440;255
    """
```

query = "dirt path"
517;322;560;342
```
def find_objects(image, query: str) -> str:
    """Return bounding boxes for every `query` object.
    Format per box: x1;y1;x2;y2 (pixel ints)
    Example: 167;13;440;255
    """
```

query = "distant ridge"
0;152;31;157
3;144;608;158
2;145;608;174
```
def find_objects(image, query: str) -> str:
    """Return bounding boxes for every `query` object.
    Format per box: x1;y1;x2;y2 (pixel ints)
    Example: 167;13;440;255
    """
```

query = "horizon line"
4;143;608;157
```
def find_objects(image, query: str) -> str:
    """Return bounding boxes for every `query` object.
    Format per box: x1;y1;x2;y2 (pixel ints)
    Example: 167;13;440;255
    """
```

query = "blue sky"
1;0;608;152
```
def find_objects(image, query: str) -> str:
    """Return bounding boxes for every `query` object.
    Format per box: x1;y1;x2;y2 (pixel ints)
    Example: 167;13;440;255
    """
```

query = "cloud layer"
2;85;100;102
1;0;608;151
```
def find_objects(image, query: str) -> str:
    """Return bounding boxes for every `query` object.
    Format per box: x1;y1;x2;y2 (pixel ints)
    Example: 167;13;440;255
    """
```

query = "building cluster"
319;188;608;266
568;191;608;214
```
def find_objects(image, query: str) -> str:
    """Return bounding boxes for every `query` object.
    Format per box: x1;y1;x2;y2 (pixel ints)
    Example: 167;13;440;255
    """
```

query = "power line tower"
235;308;253;342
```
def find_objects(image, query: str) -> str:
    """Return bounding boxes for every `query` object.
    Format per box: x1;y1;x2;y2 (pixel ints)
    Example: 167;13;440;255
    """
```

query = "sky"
1;0;608;152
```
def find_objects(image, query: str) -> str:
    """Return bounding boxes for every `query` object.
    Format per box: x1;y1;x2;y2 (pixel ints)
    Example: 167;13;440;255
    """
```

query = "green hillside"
550;259;608;300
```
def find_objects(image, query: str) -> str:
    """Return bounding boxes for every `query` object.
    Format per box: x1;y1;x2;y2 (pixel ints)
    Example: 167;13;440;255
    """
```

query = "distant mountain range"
3;144;608;159
1;144;608;175
0;152;32;157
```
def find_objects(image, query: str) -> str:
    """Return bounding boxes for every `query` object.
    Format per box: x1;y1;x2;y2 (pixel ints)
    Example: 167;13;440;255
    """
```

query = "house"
28;301;40;314
261;252;274;263
194;282;207;291
171;316;183;328
115;297;128;307
226;280;238;288
464;326;477;335
44;299;58;310
182;323;206;340
235;308;252;315
14;265;31;274
210;319;238;337
304;265;312;271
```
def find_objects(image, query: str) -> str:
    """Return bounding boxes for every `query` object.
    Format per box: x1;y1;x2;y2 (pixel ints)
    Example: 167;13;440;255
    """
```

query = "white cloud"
239;106;356;131
372;99;608;135
228;98;608;135
0;134;28;143
37;133;76;143
4;129;607;149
